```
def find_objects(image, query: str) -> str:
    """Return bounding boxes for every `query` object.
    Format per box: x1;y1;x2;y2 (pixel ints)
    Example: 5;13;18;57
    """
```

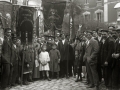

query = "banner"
17;6;34;44
42;0;66;35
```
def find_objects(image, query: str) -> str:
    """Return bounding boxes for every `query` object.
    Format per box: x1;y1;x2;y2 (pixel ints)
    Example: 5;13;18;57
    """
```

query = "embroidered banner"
42;0;66;35
17;6;34;45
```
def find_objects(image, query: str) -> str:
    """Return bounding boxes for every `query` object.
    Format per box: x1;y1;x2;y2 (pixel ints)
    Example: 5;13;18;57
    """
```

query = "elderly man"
83;31;99;90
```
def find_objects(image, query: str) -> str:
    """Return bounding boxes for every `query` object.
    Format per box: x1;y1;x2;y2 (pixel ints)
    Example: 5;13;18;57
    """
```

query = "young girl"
49;43;61;79
39;45;51;81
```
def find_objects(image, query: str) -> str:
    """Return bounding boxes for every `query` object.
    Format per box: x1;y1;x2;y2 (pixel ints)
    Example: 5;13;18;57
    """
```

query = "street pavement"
9;77;106;90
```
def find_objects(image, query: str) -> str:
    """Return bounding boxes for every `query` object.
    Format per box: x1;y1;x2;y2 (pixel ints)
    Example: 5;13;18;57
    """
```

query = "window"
83;11;90;22
85;14;90;21
97;12;102;22
95;9;103;22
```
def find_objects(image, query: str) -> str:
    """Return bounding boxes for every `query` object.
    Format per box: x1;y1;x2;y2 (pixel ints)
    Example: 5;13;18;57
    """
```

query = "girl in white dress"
39;45;51;81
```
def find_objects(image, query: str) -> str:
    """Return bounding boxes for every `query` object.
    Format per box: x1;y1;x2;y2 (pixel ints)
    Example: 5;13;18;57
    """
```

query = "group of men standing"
83;26;120;90
0;28;20;90
1;26;120;90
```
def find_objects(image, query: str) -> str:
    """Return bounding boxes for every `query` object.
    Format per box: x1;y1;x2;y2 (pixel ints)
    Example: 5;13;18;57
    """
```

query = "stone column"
104;0;108;23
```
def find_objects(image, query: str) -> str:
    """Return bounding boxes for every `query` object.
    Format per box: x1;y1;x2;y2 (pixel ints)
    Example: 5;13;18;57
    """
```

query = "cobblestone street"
9;77;106;90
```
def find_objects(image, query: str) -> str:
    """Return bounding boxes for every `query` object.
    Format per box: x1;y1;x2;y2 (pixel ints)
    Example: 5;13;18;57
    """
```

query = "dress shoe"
57;76;59;80
95;86;99;90
28;79;33;82
61;75;65;78
23;81;29;85
86;84;95;88
47;78;51;81
79;78;82;81
66;76;69;79
75;79;79;82
42;77;45;80
84;82;89;85
11;83;17;86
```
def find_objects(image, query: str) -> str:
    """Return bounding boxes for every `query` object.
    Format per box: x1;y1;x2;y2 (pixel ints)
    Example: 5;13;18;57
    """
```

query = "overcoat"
22;49;34;74
49;49;61;72
58;40;69;61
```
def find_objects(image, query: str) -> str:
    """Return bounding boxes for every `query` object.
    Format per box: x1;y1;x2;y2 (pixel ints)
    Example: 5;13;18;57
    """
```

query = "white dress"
39;51;50;71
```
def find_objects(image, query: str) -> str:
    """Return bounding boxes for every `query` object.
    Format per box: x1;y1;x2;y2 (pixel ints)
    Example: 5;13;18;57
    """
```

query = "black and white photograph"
0;0;120;90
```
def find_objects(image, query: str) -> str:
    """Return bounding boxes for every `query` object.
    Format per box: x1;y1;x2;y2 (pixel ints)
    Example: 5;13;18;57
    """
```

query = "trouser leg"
97;64;102;82
90;64;99;86
1;64;10;88
86;61;94;85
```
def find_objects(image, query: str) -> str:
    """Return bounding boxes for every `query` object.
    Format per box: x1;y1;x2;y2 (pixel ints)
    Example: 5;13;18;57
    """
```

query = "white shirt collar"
62;39;65;44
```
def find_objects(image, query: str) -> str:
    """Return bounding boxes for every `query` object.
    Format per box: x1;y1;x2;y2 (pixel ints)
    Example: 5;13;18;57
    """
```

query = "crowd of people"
0;26;120;90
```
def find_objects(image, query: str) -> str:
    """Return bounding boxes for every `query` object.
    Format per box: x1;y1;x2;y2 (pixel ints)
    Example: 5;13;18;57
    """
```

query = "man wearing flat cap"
111;29;120;89
101;29;115;89
1;28;12;90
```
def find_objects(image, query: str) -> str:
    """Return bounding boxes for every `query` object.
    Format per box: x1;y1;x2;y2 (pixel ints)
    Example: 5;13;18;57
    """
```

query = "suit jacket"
83;38;99;65
101;37;115;66
112;39;120;68
1;36;12;64
94;37;103;65
58;39;69;61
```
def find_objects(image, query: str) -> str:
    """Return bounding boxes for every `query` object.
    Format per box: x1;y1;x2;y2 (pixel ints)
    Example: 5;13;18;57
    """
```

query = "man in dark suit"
1;28;12;90
8;34;19;86
83;31;99;90
101;30;115;89
58;34;69;78
112;29;120;89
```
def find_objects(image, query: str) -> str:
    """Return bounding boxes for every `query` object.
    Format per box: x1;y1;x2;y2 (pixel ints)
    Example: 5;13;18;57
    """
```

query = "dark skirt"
32;61;40;79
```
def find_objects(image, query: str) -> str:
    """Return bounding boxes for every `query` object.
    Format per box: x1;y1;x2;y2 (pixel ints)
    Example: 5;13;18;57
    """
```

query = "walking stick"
0;54;1;85
21;46;24;86
67;43;69;78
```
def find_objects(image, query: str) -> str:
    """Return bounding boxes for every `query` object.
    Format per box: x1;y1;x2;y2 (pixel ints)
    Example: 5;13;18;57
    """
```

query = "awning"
83;11;90;15
114;2;120;9
95;9;103;13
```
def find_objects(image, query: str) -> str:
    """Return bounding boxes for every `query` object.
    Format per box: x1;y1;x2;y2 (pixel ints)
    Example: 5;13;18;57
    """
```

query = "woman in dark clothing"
32;43;40;79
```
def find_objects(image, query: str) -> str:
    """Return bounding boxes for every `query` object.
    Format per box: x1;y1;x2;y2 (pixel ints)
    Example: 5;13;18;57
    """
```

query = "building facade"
75;0;120;28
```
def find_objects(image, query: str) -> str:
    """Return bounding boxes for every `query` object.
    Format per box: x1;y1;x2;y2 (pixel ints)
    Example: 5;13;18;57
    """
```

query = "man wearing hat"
111;29;120;89
1;28;12;90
